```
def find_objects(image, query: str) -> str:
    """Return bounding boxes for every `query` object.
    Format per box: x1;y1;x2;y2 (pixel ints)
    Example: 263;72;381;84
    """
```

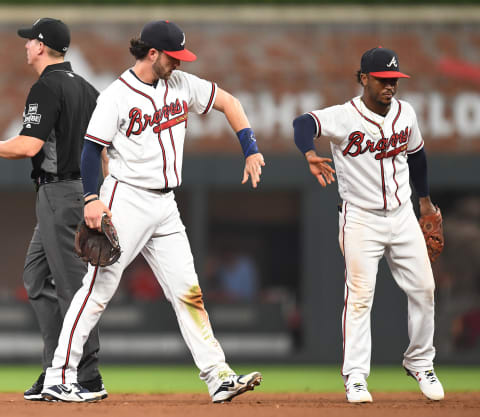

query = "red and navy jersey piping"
85;133;111;147
350;100;386;137
407;140;424;154
119;77;158;111
392;157;401;206
308;112;322;138
391;100;402;206
350;100;388;209
392;99;402;132
341;202;349;377
118;75;169;187
164;81;179;186
202;82;216;115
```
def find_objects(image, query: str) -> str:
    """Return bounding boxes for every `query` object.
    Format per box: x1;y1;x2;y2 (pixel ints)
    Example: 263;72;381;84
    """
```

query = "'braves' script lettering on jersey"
342;127;411;159
126;99;188;137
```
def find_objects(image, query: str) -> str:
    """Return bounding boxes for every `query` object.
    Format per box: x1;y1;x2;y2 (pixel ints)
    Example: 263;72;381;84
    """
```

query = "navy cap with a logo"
140;20;196;62
361;47;410;79
18;18;70;53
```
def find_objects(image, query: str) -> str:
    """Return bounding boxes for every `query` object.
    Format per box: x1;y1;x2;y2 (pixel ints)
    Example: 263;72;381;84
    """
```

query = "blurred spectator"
218;251;259;302
204;248;259;302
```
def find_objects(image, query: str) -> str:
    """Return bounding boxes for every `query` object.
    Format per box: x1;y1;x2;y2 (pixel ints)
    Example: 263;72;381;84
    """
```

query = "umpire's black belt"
34;172;82;189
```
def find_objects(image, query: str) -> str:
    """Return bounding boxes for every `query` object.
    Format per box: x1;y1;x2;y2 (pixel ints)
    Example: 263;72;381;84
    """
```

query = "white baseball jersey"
85;68;217;189
44;67;240;394
307;96;437;381
308;96;424;211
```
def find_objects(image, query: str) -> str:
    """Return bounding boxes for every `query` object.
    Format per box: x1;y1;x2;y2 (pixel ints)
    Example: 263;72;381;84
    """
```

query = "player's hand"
419;196;437;217
84;197;112;231
242;152;265;188
305;151;335;187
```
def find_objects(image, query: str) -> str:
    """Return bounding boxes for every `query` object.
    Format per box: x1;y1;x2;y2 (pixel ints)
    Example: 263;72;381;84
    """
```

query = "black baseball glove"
74;215;121;267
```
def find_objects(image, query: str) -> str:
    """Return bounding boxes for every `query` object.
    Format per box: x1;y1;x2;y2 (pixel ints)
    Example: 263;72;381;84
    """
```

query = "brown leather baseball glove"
419;207;444;262
74;215;121;267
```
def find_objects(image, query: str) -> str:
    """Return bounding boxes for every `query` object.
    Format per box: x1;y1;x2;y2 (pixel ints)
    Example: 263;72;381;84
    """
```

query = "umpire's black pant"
23;179;101;382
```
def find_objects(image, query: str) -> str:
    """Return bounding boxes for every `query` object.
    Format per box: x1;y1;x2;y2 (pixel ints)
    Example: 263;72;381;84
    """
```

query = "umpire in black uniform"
0;18;106;400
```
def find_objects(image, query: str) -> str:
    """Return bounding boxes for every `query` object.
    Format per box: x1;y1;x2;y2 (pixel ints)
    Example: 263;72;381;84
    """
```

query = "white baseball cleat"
405;367;445;401
212;371;262;403
42;383;104;402
345;376;373;403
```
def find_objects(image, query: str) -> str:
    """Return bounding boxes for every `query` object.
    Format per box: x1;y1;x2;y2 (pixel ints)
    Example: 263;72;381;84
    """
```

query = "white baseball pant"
339;200;436;380
44;175;231;393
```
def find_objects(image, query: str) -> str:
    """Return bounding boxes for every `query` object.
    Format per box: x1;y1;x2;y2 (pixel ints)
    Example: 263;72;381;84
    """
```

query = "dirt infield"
1;392;479;417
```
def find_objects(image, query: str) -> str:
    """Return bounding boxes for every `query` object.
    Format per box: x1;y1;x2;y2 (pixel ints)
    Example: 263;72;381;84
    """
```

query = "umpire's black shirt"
20;61;98;179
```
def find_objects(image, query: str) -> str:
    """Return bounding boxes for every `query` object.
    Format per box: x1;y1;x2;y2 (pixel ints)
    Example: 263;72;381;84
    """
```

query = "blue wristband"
236;128;259;158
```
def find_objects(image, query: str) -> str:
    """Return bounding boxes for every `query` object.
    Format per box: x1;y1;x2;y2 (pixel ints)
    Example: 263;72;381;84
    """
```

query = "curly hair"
129;38;152;60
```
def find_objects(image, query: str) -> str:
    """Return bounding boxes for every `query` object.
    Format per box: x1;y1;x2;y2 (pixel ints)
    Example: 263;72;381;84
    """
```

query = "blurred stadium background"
0;0;479;389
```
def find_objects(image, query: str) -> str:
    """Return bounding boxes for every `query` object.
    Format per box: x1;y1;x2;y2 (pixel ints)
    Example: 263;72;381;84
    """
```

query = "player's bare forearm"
213;88;250;132
242;152;265;188
213;88;263;187
304;150;336;187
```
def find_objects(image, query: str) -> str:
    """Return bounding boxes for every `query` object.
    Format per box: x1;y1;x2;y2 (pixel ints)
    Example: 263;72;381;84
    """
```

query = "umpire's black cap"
18;17;70;53
140;20;196;62
361;47;410;78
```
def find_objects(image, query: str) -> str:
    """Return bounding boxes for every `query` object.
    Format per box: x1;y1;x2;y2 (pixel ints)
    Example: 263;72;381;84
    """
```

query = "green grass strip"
0;364;479;393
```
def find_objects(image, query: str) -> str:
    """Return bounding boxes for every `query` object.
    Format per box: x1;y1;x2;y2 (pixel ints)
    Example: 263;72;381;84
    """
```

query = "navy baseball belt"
109;176;173;194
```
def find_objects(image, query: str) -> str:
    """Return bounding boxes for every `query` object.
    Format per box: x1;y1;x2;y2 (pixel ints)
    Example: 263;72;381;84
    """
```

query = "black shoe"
24;371;45;401
79;375;108;400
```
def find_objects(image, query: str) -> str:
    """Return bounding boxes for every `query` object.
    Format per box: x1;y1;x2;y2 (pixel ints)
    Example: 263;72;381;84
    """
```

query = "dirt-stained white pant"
44;176;232;394
338;200;436;381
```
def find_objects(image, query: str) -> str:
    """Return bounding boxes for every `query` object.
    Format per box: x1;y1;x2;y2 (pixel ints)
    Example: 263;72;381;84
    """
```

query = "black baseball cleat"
24;371;46;401
212;372;262;403
79;374;108;400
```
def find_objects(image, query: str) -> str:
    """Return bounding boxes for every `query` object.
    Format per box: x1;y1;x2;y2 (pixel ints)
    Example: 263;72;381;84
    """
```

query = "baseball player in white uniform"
42;20;264;403
292;47;444;403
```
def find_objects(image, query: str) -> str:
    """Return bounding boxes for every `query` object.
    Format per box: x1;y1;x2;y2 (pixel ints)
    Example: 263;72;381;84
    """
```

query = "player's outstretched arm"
293;114;335;187
305;150;335;187
213;88;265;188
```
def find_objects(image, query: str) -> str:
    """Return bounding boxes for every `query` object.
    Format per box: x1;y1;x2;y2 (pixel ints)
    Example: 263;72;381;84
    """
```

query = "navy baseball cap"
361;47;410;78
140;20;196;62
18;18;70;53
